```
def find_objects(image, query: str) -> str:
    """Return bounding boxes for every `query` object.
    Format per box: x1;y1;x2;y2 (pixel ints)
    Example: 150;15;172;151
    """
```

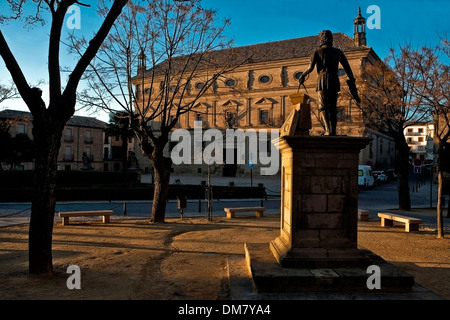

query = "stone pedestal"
270;136;371;268
244;135;416;293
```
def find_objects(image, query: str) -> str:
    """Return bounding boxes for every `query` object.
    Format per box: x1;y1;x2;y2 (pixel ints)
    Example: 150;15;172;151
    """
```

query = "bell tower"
353;7;366;47
137;50;146;75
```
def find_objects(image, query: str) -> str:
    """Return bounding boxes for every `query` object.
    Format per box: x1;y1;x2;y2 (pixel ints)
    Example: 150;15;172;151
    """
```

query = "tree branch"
0;30;45;113
64;0;129;97
48;0;76;103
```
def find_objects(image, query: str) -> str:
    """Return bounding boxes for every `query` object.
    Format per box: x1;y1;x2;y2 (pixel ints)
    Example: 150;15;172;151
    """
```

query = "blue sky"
1;0;449;121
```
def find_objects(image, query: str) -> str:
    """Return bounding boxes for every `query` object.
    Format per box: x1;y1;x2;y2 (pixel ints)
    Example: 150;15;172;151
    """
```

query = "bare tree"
357;46;431;211
406;41;449;238
70;0;249;223
0;0;129;275
0;81;20;105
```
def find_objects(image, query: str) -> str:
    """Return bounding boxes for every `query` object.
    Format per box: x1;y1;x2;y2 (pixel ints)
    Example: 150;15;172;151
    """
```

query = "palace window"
259;110;269;125
258;75;272;84
294;71;303;80
196;113;205;123
225;78;236;87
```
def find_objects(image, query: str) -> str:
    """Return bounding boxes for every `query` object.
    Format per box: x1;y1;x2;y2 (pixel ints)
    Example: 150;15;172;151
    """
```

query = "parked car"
383;169;397;181
358;165;375;188
373;171;388;185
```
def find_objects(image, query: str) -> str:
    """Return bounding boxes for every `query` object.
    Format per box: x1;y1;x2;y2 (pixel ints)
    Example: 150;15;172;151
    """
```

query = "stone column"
270;135;372;268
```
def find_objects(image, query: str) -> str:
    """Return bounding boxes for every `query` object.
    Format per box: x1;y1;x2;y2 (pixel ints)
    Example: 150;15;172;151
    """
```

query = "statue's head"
319;30;333;47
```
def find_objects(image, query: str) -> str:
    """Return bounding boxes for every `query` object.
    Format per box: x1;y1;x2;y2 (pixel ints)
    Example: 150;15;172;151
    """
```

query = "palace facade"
132;9;396;178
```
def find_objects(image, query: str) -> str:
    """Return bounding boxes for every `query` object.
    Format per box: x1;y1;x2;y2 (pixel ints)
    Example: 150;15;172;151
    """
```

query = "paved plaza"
0;172;448;232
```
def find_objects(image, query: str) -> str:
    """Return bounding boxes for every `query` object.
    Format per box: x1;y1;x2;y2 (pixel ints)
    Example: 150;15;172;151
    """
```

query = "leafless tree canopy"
0;81;20;104
406;43;449;143
70;0;239;129
359;46;433;136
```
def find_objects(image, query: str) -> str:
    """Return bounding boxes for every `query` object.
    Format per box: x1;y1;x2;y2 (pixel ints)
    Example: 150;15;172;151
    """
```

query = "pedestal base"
270;236;371;268
245;243;415;294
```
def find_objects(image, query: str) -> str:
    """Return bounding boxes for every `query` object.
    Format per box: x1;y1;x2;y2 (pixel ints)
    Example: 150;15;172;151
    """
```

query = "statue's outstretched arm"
338;51;355;81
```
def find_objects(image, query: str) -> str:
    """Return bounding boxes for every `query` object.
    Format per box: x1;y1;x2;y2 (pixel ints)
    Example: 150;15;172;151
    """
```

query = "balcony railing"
404;132;426;136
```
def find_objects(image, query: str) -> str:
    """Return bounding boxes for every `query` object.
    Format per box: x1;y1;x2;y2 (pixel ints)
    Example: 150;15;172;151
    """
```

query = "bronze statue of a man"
299;30;360;136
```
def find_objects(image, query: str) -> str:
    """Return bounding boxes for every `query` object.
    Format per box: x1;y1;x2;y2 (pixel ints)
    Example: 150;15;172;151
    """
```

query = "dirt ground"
0;214;449;300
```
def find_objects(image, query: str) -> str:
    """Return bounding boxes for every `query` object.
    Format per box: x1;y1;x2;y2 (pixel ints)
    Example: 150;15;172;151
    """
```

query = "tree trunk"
395;134;411;211
437;170;444;238
121;132;128;186
436;141;447;238
150;155;172;223
28;119;64;275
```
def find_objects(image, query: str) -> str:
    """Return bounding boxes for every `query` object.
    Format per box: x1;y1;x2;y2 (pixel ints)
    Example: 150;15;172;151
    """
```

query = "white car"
358;165;375;188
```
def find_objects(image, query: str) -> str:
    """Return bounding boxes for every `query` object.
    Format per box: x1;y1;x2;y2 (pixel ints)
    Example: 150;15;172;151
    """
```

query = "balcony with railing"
404;131;426;137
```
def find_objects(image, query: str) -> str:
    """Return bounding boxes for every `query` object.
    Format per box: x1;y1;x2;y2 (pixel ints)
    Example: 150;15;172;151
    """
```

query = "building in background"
0;109;136;171
132;9;396;177
404;122;435;165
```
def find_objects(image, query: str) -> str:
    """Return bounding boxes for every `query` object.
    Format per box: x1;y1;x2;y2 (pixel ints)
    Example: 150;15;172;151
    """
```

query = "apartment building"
0;109;136;171
404;122;435;165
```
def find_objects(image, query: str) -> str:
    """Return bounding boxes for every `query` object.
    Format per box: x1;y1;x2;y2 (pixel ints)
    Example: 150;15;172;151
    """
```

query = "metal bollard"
177;196;187;220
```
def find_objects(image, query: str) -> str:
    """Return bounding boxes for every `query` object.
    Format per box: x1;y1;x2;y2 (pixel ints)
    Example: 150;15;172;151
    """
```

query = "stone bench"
58;210;114;226
224;207;266;219
377;212;423;232
358;209;370;221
